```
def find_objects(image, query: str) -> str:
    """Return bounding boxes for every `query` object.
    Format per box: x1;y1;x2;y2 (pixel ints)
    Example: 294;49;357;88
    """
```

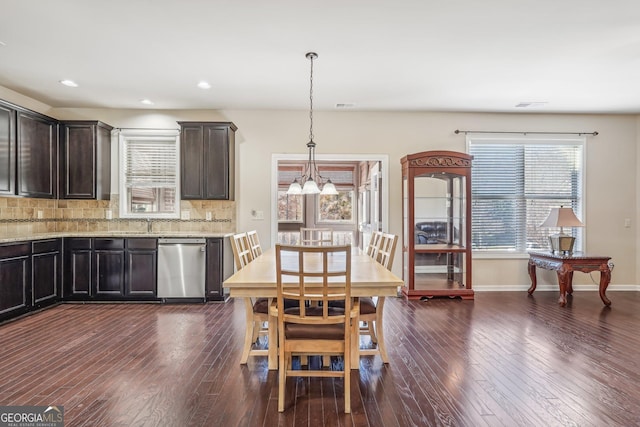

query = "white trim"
272;153;389;246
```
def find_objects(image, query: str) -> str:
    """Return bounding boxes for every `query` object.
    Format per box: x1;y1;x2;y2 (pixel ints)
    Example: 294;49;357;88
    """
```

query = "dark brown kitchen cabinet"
179;122;236;200
0;242;30;322
31;239;62;308
64;238;93;299
205;237;233;301
94;239;125;298
64;237;157;301
0;103;16;196
60;121;113;199
17;110;58;198
125;238;157;299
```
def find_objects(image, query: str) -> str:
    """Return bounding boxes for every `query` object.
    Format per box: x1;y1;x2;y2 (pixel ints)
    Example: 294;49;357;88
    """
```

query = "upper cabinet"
0;103;16;196
60;121;113;199
179;122;236;200
17;110;58;198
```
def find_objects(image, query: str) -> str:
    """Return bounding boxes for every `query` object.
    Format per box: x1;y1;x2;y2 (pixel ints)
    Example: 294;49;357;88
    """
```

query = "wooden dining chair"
274;244;358;413
359;232;398;363
300;228;334;246
246;230;263;259
231;232;269;364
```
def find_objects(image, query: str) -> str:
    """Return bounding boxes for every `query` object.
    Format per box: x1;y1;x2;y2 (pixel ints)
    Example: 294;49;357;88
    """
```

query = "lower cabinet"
0;243;30;321
31;239;62;308
94;239;125;298
125;238;157;299
206;237;233;301
64;237;158;301
0;239;61;322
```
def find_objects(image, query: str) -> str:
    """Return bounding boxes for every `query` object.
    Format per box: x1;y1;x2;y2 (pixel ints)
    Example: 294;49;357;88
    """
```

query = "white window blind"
119;130;180;218
469;138;584;253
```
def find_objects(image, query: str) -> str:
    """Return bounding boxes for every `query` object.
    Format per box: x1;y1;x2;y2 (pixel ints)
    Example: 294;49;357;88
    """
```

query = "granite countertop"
0;232;234;244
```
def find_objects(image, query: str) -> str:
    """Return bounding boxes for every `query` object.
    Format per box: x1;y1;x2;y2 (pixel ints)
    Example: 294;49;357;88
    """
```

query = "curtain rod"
454;129;598;136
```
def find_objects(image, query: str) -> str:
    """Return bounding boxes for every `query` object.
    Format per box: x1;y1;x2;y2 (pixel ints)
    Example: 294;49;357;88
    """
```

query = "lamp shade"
540;207;584;228
302;178;320;194
320;179;338;195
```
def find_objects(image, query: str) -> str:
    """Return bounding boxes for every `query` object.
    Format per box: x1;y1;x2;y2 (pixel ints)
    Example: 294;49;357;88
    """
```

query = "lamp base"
548;234;575;254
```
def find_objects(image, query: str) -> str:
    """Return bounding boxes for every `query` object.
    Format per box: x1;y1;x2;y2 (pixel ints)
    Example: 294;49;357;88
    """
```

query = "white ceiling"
1;0;640;113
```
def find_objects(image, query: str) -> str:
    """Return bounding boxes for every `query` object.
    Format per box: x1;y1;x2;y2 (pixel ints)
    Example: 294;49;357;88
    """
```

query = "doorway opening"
271;154;389;250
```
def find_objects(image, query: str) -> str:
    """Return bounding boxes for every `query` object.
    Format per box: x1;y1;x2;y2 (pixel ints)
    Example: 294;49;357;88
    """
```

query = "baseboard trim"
474;284;639;292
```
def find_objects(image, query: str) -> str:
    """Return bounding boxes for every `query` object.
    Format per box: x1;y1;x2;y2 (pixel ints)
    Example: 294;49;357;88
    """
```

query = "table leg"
556;268;571;307
240;298;255;364
527;260;537;294
268;304;278;370
566;272;574;294
599;267;612;306
351;303;360;370
375;297;389;364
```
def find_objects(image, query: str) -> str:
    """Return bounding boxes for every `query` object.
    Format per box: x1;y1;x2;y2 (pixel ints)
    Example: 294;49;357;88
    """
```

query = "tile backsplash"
0;196;236;238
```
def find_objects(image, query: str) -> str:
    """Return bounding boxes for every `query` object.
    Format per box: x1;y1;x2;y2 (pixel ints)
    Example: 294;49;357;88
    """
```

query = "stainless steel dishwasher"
157;238;206;302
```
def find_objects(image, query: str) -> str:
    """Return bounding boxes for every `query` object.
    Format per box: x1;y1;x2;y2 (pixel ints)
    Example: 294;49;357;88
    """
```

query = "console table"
527;252;612;307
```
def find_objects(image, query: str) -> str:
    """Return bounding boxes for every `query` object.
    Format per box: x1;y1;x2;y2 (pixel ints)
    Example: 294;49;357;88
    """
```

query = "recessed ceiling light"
197;81;211;89
59;79;79;87
515;102;548;108
140;99;154;105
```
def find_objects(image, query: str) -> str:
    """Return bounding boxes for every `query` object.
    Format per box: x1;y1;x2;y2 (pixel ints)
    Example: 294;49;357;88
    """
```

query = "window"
468;136;584;253
317;191;354;223
118;129;180;218
277;191;304;222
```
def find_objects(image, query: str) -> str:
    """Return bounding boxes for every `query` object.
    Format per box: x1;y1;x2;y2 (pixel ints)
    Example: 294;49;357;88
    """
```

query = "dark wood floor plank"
1;291;640;426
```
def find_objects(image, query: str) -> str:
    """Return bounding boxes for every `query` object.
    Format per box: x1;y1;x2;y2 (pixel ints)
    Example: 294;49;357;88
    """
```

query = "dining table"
223;246;404;370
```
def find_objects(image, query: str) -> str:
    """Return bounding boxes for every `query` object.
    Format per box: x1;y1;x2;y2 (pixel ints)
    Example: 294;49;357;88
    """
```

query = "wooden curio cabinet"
401;151;473;300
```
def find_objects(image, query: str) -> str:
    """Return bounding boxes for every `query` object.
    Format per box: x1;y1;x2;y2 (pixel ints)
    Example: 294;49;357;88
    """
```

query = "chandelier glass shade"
287;52;338;196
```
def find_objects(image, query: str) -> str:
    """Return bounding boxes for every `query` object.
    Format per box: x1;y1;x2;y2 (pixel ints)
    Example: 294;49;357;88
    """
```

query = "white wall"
49;107;637;289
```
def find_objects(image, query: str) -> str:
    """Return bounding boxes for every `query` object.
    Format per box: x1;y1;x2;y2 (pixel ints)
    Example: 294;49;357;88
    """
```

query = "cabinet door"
17;111;58;198
61;121;112;200
0;244;30;319
206;238;232;301
204;125;233;200
180;125;204;199
32;251;60;305
65;241;93;299
61;123;96;199
95;250;125;297
125;239;157;298
32;239;61;307
0;103;16;195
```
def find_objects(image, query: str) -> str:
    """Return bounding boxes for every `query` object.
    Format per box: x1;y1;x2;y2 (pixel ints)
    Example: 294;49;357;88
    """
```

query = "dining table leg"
240;298;254;364
268;305;278;370
374;297;389;363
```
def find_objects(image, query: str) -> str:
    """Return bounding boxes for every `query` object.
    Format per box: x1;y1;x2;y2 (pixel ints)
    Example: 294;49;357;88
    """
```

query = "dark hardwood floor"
1;291;639;426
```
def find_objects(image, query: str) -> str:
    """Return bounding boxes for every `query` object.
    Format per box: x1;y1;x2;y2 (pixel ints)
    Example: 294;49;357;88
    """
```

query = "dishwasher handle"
158;238;206;245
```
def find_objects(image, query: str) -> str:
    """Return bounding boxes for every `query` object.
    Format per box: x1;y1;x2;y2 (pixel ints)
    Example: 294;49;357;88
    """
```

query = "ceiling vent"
335;103;355;109
515;102;548;108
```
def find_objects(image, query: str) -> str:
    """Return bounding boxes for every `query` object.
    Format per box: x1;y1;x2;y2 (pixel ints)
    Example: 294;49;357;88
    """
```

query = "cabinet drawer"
65;238;92;250
127;238;157;250
32;239;60;254
94;238;125;250
0;243;30;258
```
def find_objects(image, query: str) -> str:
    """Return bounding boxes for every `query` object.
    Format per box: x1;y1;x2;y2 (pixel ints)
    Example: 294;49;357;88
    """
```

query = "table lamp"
540;206;584;254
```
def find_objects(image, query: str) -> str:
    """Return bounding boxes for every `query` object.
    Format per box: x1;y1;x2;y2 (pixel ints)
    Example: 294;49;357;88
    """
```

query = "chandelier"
286;52;338;195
